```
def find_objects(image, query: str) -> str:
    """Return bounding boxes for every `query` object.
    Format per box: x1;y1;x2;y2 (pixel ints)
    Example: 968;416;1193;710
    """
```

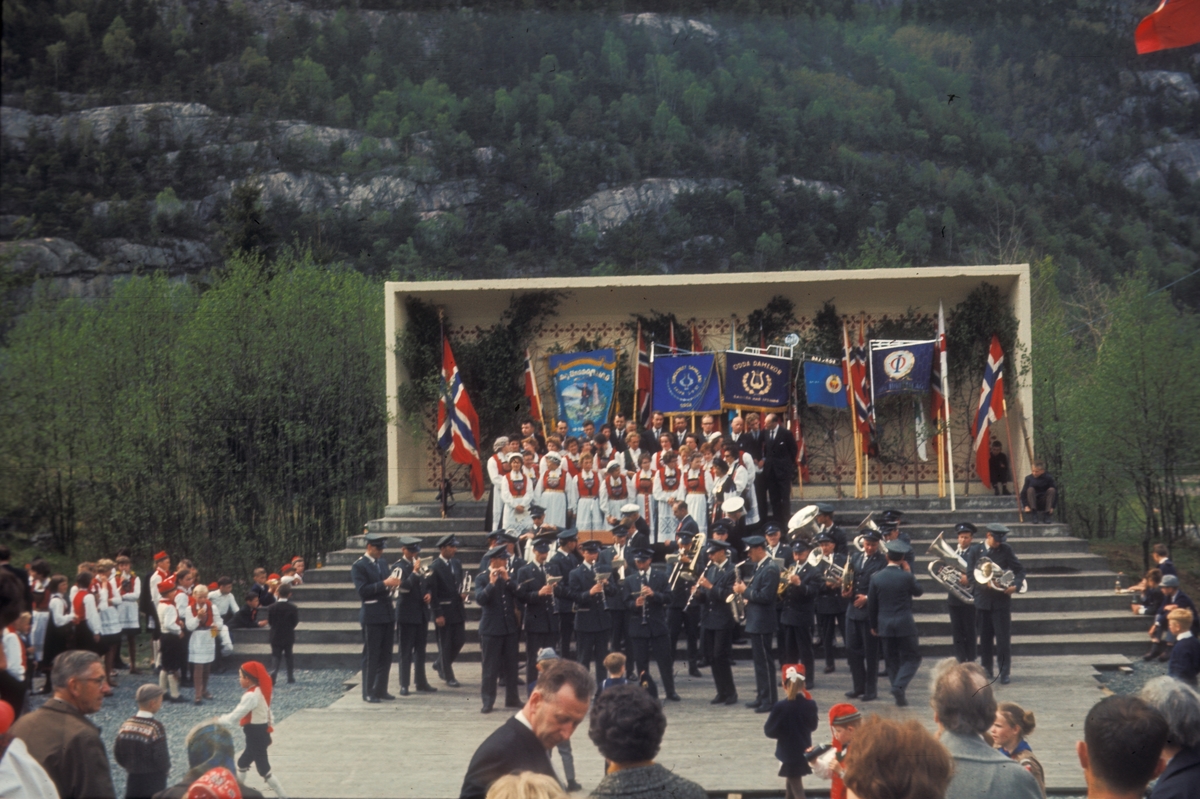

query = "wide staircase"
227;495;1148;669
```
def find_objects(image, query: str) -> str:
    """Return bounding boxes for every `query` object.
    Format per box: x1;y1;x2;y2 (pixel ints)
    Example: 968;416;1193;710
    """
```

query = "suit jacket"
761;427;798;481
460;715;559;799
426;556;468;625
736;430;764;462
942;730;1042;799
868;565;923;637
610;428;628;453
846;551;888;621
1159;559;1179;578
780;562;822;627
569;564;615;633
11;698;117;799
1151;745;1200;799
516;561;559;635
395;558;429;625
643;428;668;454
700;560;737;631
623;567;670;638
599;546;632;611
548;550;581;614
249;582;275;608
672;431;689;449
674;515;700;538
624;517;653;553
1169;635;1200;686
973;543;1026;612
475;568;521;637
763;696;818;778
230;604;261;629
743;558;780;635
351;554;394;626
268;600;299;647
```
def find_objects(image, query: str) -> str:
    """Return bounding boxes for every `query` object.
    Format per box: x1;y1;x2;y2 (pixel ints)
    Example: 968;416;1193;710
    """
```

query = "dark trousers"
781;623;816;687
817;612;844;668
557;613;575;661
631;634;676;697
978;606;1013;678
609;610;633;675
238;723;272;777
1023;486;1056;516
398;622;429;688
764;474;791;527
754;473;768;527
704;628;736;699
949;603;977;663
749;632;778;705
269;643;294;682
125;771;168;799
667;605;701;668
881;635;922;692
845;616;879;696
525;631;557;696
576;629;609;691
434;622;465;682
361;623;393;699
480;632;520;709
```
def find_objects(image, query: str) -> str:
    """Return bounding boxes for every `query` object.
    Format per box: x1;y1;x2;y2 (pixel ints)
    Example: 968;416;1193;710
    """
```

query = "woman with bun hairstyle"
990;701;1045;796
218;661;288;798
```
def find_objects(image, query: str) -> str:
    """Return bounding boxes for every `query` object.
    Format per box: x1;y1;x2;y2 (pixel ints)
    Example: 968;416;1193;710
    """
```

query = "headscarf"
239;660;273;730
185;767;242;799
183;723;237;783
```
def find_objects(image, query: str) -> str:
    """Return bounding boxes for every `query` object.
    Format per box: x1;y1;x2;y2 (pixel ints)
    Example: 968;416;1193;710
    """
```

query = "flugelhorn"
926;532;974;604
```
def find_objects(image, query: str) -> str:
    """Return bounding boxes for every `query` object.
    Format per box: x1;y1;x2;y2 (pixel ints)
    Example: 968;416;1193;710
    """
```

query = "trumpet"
927;532;974;605
778;560;804;597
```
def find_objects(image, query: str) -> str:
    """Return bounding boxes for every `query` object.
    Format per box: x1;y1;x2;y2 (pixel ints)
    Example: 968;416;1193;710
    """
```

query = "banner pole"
439;309;449;520
937;428;945;498
940;327;956;511
1001;398;1023;522
912;399;920;498
612;351;620;423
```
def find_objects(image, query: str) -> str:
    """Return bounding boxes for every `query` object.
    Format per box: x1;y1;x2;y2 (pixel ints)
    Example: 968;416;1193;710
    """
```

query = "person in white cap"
485;436;512;532
533;452;569;529
600;461;635;526
721;496;749;556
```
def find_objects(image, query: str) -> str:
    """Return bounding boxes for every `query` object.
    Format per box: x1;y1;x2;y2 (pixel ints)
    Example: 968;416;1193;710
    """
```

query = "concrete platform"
248;654;1117;798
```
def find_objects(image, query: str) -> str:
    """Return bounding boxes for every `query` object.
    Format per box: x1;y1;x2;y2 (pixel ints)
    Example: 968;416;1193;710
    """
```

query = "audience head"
244;592;259;607
277;583;293;600
991;702;1036;752
51;650;106;713
0;572;25;627
48;574;68;596
527;659;593;750
588;683;666;765
136;683;166;714
1079;695;1167;797
829;703;862;744
842;717;953;799
604;651;626;677
96;558;115;576
931;658;996;737
75;571;93;591
29;558;51;579
1146;568;1163;586
1153;543;1169;560
183;722;238;783
484;772;567;799
1139;676;1200;756
114;556;131;572
1168;608;1193;637
784;666;806;701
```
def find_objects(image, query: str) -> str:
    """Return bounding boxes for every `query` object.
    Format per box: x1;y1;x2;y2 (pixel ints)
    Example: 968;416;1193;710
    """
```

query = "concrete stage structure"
385;265;1032;507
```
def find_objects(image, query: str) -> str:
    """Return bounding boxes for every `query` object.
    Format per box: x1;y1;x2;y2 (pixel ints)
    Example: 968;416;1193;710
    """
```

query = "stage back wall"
385;266;1032;506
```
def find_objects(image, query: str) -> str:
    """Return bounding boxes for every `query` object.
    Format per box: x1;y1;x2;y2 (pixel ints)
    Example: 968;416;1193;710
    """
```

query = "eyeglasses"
76;676;107;685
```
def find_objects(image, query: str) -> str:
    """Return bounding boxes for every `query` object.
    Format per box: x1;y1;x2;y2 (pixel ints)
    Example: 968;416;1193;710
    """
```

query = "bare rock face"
95;238;218;271
621;13;719;41
1135;71;1200;107
777;176;847;201
240;171;479;214
555;177;733;235
1;237;100;277
1124;138;1200;197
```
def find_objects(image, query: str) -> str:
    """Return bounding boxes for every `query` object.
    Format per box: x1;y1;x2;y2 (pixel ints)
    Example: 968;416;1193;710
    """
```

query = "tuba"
787;505;821;542
974;557;1026;593
926;533;974;604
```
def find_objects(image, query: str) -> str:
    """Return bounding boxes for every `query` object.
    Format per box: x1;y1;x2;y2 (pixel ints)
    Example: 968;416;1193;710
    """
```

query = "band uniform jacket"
948;543;984;608
599;546;632;612
761;427;799;481
351;554;395;626
460;715;559;799
395;559;429;626
624;518;653;553
515;561;559;635
548;550;581;615
826;524;849;556
743;559;781;635
815;552;849;616
568;564;616;633
846;551;888;622
427;557;468;625
868;565;923;636
780;563;823;628
699;560;737;631
972;543;1026;612
666;541;708;609
622;567;670;638
475;568;521;637
1157;590;1200;636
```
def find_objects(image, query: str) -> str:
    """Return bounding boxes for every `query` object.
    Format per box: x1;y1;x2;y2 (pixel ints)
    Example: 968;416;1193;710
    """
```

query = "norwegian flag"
971;335;1006;489
790;392;810;483
636;323;652;428
1136;0;1200;54
844;320;876;455
437;337;486;499
523;349;543;423
669;321;677;353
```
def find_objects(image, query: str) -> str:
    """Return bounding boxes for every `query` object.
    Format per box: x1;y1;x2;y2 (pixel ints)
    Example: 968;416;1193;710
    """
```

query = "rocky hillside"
1;3;1197;305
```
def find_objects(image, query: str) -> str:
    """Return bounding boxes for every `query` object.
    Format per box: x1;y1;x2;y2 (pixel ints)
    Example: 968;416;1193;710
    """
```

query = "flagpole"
911;399;920;498
939;301;956;511
439;309;449;520
1001;398;1023;522
612;352;620;423
843;320;863;499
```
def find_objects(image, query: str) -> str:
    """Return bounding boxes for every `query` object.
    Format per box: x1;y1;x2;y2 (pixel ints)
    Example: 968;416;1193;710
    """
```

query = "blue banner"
804;361;848;408
723;351;791;411
549;349;616;435
652;353;722;414
869;341;936;398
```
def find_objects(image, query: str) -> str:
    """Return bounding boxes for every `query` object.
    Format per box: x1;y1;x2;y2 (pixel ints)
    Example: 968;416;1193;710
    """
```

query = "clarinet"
640;572;649;626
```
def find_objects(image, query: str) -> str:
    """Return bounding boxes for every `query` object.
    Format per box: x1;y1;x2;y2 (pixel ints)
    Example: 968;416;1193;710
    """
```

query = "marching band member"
634;453;657;533
623;547;678;700
429;534;467;688
948;522;984;663
975;523;1026;684
682;451;710;535
548;529;582;660
653;451;684;544
568;539;617;689
666;528;704;678
501;452;532;531
867;539;923;706
697;539;738;704
600;461;634;527
815;504;847;555
780;538;823;688
601;526;634;675
843;529;887;702
739;535;781;713
515;535;559;694
569;452;605;535
476;545;522;714
395;536;436;696
814;532;849;676
534;452;570;530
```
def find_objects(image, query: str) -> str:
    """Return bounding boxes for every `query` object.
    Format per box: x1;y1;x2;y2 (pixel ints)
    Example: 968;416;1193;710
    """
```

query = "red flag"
636;323;652;428
1136;0;1200;54
437;337;486;499
523;349;543;424
971;336;1006;489
845;320;876;455
669;321;677;353
790;394;810;484
690;323;702;353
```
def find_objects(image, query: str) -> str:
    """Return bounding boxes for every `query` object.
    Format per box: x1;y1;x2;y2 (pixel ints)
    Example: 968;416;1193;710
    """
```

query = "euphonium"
974;557;1016;592
926;532;974;605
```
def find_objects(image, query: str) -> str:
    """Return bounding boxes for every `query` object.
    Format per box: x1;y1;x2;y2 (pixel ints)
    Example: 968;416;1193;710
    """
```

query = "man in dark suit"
974;523;1026;684
813;532;848;675
739;535;781;712
569;540;616;689
670;501;701;540
643;412;668;455
609;414;628;452
697;539;738;704
516;536;560;696
476;546;522;713
520;418;546;454
868;540;923;706
351;532;402;703
427;534;467;687
623;548;678;700
671;416;690;449
947;522;984;663
395;537;436;696
780;539;823;689
666;530;704;677
844;529;888;701
548;529;581;660
460;659;594;799
761;413;798;527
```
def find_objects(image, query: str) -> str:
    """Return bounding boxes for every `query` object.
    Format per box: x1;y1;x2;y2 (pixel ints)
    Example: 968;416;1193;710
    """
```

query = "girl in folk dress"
634;453;657;534
651;434;675;471
94;560;123;688
186;584;224;704
570;452;605;535
113;556;143;674
653;451;685;544
683;452;710;535
28;560;51;669
156;574;187;702
534;452;570;529
218;661;288;798
538;435;564;474
41;575;73;692
622;432;644;474
501;452;533;530
486;436;511;530
600;461;634;526
563;436;582;476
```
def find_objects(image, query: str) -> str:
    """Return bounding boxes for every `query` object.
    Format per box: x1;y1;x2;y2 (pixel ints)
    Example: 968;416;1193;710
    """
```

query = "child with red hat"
155;574;187;702
810;703;862;799
218;661;287;797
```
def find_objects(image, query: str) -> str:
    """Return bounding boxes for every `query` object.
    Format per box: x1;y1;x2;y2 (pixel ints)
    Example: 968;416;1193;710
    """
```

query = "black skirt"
159;633;187;672
42;621;74;670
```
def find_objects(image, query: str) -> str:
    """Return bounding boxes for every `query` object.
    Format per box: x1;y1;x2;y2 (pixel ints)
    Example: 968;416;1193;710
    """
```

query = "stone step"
891;524;1070;538
384;501;488;518
365;517;485;535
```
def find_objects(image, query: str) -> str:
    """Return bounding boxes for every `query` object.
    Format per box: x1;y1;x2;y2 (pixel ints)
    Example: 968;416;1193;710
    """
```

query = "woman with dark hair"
991;702;1045;797
587;684;706;799
40;575;73;692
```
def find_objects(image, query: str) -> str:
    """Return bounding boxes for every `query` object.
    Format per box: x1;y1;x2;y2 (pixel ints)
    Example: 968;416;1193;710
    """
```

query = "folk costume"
533;462;570;529
501;463;534;531
634;466;658;534
599;464;635;526
218;661;287;798
683;466;710;536
652;466;684;544
569;468;605;535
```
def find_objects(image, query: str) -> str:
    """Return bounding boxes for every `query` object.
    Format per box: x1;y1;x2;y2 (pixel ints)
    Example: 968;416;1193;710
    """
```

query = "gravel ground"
1094;656;1170;696
25;667;354;797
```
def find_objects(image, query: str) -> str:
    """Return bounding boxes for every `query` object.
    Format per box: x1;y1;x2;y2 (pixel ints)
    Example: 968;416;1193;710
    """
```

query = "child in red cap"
218;661;287;798
810;703;862;799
